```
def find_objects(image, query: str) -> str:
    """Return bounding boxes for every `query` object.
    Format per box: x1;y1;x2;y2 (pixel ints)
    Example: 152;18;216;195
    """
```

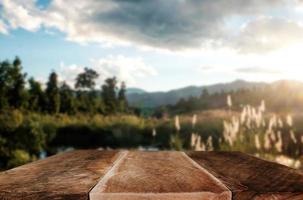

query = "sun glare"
272;43;303;79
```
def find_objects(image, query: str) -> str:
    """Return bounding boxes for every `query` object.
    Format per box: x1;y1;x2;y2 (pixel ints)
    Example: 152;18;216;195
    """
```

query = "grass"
2;102;303;170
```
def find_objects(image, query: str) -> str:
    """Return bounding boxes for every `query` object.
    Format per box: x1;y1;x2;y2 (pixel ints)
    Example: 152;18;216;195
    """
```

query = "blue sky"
1;0;303;91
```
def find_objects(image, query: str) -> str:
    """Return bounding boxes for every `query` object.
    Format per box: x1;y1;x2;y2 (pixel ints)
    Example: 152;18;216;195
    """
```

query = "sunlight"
280;43;303;79
260;42;303;81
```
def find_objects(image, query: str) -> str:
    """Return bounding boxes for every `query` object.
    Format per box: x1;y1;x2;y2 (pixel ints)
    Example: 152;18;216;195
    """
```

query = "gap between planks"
89;150;129;199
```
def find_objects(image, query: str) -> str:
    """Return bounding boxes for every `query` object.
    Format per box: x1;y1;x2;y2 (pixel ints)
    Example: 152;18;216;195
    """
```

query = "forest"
0;57;131;169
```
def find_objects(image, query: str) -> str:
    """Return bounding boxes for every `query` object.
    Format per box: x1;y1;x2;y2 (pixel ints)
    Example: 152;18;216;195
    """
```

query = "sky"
1;0;303;92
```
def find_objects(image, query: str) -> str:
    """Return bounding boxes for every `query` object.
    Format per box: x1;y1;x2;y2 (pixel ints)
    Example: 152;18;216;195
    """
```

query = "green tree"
75;67;99;90
101;77;118;114
201;88;209;98
0;61;10;110
0;110;46;169
74;68;100;114
118;81;128;112
153;106;168;119
8;57;27;109
45;72;60;113
28;77;45;112
59;82;76;114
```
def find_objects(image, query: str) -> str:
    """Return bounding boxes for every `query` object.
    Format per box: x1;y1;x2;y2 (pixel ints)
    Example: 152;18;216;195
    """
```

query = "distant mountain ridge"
126;88;147;95
126;80;269;107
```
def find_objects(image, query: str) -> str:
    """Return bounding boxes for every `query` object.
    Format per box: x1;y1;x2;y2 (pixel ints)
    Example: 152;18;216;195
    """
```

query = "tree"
45;72;60;113
28;78;45;112
199;88;210;110
153;106;168;119
75;67;99;90
101;77;118;114
201;88;209;98
74;68;100;113
59;82;76;114
8;57;27;109
0;61;10;110
118;81;128;112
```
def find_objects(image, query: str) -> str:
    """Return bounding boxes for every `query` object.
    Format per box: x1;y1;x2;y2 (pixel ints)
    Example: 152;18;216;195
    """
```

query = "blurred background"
1;0;303;170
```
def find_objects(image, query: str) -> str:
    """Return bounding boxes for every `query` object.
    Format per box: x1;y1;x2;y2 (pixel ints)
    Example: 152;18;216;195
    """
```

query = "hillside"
126;88;147;95
127;80;267;107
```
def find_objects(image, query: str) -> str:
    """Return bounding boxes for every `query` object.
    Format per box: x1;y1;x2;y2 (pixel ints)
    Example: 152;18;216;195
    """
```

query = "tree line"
0;57;128;114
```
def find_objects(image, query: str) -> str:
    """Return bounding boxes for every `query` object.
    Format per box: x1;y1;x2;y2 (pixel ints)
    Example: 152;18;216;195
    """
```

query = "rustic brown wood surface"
90;151;231;200
187;151;303;200
0;150;302;200
0;150;119;200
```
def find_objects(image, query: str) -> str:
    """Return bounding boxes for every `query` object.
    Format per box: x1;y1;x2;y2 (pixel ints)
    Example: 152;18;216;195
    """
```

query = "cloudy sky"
1;0;303;91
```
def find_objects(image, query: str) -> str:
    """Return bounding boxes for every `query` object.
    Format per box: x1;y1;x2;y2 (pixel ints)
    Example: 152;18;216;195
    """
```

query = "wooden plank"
0;150;119;200
90;151;231;200
186;151;303;200
1;150;303;200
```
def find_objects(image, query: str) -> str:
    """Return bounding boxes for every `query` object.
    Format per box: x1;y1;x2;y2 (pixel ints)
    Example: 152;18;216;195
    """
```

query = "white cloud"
58;63;84;87
1;0;303;53
230;17;303;53
0;20;8;34
58;55;157;88
235;66;282;74
1;0;43;31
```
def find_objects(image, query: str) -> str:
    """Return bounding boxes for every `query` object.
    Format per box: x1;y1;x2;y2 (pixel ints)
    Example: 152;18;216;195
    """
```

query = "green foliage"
28;77;46;111
3;56;303;171
7;150;32;169
118;81;128;112
8;57;28;109
0;110;23;131
45;72;60;113
75;91;105;114
0;57;131;116
14;119;46;155
75;67;99;90
170;134;183;150
3;108;303;170
59;82;76;114
201;88;209;97
0;61;10;110
0;58;27;110
102;77;118;114
0;110;46;169
153;106;168;118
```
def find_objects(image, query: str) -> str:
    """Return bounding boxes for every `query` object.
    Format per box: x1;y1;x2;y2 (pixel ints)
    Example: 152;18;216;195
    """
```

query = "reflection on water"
39;96;303;171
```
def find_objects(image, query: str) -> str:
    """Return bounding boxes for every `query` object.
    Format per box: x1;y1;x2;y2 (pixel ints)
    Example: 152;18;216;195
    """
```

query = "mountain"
127;80;267;107
126;88;147;95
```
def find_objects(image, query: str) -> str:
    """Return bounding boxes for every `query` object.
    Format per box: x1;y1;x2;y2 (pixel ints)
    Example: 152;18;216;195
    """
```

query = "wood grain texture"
0;150;119;200
0;150;303;200
186;151;303;200
90;151;231;200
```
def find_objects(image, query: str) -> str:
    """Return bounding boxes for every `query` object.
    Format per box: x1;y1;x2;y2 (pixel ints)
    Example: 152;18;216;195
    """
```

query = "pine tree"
118;81;128;112
8;57;27;109
59;82;76;114
200;88;209;98
45;72;60;113
101;77;118;114
28;78;45;112
0;61;10;110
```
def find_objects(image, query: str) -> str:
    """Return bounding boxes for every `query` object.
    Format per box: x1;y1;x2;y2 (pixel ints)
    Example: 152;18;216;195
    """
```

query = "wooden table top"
0;150;302;200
